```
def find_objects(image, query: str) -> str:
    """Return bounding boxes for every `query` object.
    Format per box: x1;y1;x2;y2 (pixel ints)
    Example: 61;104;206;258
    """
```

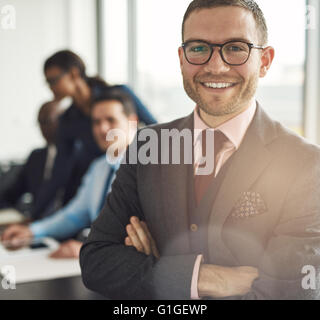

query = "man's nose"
203;48;230;74
101;122;111;134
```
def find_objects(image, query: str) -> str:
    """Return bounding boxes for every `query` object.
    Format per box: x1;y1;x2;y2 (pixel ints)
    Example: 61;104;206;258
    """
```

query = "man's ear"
127;114;138;124
178;46;184;70
259;46;275;78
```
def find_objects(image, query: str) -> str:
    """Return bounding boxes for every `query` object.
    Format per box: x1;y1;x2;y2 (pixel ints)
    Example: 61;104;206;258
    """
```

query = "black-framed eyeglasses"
46;71;68;86
182;40;265;66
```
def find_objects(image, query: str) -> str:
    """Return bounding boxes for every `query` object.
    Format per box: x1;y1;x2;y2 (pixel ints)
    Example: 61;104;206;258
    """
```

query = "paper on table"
0;256;81;284
0;208;25;225
0;238;81;284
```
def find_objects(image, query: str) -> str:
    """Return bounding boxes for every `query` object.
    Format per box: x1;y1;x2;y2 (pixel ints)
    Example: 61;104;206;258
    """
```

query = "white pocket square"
231;191;267;219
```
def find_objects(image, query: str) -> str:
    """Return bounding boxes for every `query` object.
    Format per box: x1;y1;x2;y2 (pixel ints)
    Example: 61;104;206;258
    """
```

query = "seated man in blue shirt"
2;89;138;258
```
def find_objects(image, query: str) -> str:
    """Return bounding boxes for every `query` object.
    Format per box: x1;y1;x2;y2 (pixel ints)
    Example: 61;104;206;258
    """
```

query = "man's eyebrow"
183;37;253;43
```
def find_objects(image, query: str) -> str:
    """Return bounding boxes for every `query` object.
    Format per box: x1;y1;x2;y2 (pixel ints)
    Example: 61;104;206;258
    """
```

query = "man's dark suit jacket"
0;147;78;220
80;104;320;300
0;148;48;210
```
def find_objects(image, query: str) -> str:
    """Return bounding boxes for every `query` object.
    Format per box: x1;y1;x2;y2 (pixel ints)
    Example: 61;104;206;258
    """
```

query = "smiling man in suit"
80;0;320;300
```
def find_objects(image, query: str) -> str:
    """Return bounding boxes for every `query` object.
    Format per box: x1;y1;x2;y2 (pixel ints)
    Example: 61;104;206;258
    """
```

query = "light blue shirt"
30;155;119;240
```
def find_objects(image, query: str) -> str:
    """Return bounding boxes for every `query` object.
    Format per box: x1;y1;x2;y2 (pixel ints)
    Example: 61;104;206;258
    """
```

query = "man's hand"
1;224;33;249
49;240;82;259
198;264;259;298
125;216;160;259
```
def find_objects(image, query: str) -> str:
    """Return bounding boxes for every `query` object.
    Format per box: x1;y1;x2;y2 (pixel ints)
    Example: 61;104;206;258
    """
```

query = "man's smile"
199;81;238;92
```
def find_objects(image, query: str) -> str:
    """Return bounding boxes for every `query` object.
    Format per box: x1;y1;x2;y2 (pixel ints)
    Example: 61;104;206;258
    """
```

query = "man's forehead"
184;6;258;43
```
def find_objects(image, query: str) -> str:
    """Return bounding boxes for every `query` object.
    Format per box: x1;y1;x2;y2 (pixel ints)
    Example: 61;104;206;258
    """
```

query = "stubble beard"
183;73;259;117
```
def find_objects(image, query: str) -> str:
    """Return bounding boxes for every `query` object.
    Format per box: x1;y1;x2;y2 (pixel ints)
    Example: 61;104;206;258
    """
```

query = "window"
99;0;128;84
255;0;306;135
136;0;193;122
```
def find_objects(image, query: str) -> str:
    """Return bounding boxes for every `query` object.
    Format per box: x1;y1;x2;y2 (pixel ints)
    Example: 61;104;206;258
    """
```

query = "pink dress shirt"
191;100;257;299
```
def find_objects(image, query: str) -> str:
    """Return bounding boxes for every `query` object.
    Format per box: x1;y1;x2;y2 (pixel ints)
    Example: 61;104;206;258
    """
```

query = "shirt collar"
194;100;257;149
47;144;57;157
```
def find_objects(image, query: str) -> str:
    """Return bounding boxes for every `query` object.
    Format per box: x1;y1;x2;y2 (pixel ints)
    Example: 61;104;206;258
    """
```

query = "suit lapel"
208;104;278;265
160;113;194;254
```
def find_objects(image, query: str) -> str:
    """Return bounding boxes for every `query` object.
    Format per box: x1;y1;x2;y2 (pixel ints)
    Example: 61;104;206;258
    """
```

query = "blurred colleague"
2;89;137;259
32;50;157;220
0;101;63;215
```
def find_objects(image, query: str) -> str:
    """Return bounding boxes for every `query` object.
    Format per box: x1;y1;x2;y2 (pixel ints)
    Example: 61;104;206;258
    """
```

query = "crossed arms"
124;216;258;299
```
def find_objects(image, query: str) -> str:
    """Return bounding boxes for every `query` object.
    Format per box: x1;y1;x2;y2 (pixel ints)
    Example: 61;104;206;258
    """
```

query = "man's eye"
227;45;246;52
190;46;208;53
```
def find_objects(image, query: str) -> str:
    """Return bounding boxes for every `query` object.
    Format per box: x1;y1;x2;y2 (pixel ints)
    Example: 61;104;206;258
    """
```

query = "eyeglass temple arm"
251;45;265;49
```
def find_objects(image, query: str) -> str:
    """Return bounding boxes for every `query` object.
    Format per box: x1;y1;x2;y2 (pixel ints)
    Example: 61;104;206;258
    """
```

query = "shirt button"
190;224;198;232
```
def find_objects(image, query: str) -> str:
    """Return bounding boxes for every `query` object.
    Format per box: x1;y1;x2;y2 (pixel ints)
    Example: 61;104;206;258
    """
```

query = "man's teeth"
203;82;234;89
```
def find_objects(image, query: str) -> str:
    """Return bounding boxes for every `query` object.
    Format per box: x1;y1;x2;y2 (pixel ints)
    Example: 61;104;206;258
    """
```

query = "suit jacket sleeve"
80;158;198;300
29;160;95;240
0;150;36;208
242;153;320;300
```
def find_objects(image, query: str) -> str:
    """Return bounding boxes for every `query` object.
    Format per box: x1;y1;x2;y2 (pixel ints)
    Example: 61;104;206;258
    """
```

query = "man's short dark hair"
182;0;268;45
91;88;137;117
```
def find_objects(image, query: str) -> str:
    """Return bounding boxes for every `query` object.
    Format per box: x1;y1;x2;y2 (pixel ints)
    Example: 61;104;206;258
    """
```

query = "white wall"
0;0;97;162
